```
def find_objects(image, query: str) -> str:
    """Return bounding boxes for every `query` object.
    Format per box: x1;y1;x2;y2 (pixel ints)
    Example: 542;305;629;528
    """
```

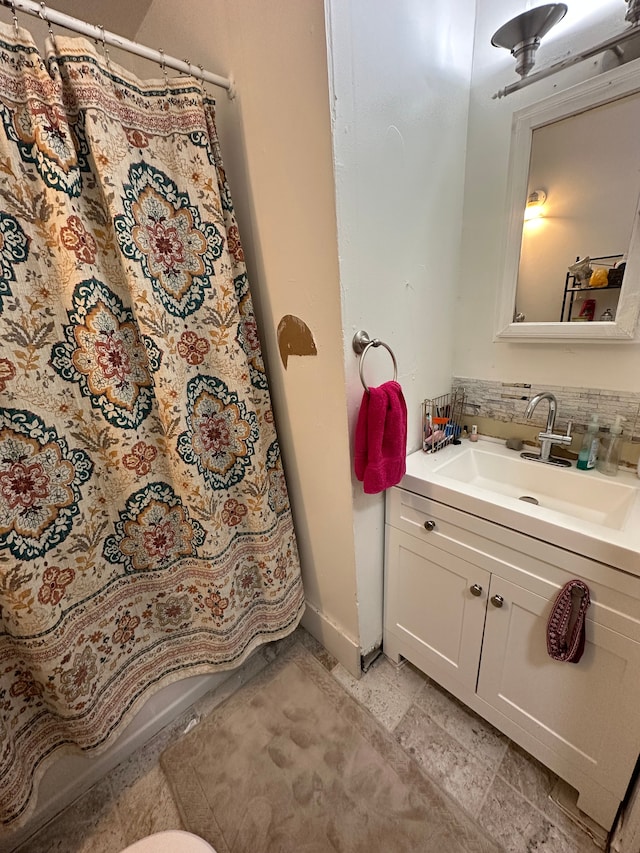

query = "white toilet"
121;830;217;852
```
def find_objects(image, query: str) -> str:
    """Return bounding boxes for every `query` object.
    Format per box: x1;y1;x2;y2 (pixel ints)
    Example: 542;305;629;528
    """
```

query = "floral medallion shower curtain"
0;23;304;826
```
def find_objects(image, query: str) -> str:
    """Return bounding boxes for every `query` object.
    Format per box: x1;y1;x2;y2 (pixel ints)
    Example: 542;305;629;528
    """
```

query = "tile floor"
9;628;606;853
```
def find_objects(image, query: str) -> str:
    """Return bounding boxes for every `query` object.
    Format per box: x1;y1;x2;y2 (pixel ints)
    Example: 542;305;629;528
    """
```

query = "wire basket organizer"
422;386;467;453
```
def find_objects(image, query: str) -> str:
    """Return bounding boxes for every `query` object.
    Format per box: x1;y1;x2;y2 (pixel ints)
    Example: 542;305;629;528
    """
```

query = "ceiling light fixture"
491;4;568;78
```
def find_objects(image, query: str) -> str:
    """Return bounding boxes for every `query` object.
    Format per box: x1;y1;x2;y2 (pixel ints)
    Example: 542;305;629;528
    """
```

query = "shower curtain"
0;23;304;827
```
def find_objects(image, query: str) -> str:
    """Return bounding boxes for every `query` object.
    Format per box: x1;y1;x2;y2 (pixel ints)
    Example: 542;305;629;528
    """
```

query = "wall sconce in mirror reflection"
491;3;568;78
524;188;547;221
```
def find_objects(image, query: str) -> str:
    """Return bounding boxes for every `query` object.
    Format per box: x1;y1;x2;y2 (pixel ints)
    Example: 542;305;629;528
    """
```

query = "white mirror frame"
495;62;640;342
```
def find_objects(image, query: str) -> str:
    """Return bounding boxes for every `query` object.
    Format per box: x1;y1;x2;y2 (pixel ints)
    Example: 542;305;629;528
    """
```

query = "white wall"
325;0;475;652
135;0;361;671
455;0;640;390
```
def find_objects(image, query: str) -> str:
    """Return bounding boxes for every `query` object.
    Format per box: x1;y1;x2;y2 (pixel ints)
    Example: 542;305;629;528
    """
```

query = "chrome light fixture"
491;4;568;78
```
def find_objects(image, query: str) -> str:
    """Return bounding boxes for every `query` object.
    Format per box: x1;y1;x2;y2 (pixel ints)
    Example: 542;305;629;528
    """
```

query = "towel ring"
352;330;398;393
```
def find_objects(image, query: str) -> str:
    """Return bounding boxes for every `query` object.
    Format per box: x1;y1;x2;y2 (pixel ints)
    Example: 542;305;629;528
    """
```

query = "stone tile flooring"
10;628;606;853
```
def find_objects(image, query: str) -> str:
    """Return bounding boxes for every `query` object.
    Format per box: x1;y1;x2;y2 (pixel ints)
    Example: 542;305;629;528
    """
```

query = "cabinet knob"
490;594;504;608
423;520;436;531
470;584;483;597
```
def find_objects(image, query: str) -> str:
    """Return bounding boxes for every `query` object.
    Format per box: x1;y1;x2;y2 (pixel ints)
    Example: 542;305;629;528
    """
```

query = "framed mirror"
495;62;640;341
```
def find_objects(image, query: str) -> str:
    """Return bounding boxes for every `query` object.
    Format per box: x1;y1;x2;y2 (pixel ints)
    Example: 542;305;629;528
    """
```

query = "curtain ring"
197;64;208;95
98;25;111;70
39;2;53;39
159;48;168;87
10;0;19;36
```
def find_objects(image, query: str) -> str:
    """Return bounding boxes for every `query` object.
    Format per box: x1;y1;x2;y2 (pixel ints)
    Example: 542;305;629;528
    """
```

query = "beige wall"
136;0;475;661
0;1;150;65
135;0;361;670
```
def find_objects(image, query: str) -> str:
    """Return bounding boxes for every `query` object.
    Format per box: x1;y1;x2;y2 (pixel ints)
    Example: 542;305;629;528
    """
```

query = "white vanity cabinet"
384;485;640;830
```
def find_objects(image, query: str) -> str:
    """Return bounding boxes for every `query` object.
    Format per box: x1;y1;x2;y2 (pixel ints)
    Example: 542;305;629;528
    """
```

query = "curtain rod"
0;0;235;97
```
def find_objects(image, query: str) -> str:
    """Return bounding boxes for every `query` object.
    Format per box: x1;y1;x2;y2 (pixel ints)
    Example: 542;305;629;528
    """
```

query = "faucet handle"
565;420;572;437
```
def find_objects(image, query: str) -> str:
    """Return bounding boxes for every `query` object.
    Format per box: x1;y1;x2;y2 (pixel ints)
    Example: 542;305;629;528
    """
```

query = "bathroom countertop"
399;438;640;577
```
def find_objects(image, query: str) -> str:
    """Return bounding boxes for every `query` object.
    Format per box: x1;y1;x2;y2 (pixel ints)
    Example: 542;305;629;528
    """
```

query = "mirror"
495;62;640;341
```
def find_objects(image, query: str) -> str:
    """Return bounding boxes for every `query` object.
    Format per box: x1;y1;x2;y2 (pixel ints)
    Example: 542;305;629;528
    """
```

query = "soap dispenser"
597;416;624;477
577;414;600;470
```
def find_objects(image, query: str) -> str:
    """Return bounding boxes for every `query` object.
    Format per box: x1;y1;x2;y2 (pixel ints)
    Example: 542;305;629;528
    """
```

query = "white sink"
432;445;635;529
400;439;640;577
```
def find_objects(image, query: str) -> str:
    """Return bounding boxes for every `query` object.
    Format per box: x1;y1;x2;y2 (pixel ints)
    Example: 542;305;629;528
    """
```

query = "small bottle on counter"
597;415;624;477
576;414;599;470
470;425;478;443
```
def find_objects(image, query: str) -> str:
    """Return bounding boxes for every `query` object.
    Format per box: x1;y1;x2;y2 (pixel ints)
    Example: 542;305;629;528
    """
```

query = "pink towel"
354;381;407;494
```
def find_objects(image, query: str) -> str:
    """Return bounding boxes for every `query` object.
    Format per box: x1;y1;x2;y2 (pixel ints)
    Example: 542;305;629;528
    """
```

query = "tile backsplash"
453;377;640;440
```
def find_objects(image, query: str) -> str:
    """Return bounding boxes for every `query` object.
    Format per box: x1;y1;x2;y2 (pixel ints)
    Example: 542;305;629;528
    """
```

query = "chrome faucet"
520;392;573;467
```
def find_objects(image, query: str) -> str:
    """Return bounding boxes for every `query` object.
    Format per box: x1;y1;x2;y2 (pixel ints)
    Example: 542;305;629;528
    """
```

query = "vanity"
383;440;640;830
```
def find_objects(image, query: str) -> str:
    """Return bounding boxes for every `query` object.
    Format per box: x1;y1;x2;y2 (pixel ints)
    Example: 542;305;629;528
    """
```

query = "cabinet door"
384;526;490;695
477;575;640;800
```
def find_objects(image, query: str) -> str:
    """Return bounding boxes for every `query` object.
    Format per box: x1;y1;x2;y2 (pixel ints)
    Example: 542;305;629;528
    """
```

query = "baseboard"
301;602;361;678
2;667;234;852
548;779;608;850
